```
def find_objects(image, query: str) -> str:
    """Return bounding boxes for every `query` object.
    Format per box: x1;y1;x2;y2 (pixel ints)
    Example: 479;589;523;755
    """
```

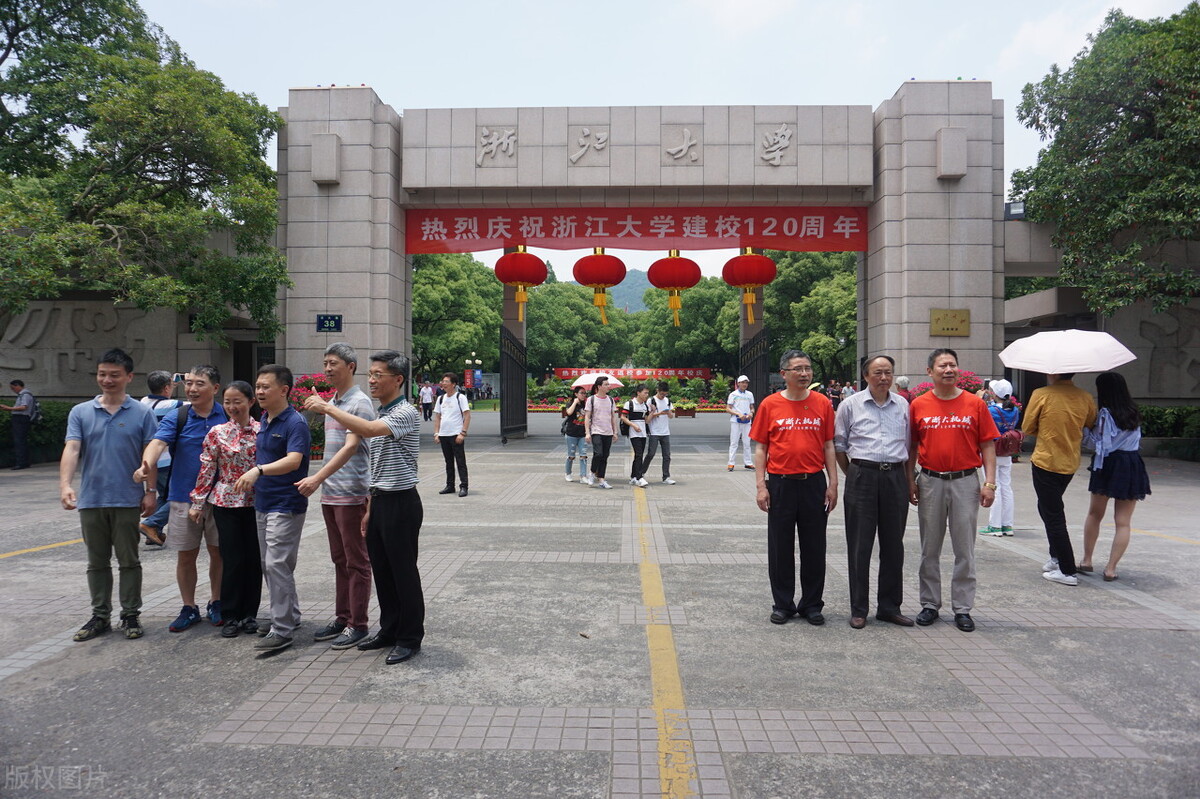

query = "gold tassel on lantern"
593;287;609;325
668;290;683;326
514;286;528;321
742;288;757;324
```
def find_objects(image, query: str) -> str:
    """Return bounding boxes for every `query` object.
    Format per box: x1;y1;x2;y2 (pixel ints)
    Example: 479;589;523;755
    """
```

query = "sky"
137;0;1187;278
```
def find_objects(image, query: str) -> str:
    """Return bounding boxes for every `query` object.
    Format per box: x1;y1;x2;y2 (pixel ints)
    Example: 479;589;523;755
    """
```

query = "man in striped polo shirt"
297;343;377;650
306;350;424;665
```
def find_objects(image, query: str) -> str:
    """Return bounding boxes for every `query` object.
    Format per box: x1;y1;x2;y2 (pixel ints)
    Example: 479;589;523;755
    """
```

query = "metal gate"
499;325;528;440
739;327;771;405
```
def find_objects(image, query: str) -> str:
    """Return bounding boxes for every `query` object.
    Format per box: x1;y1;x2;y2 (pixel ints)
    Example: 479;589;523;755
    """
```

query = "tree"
1011;4;1200;314
411;253;502;379
525;281;635;377
634;277;740;372
0;1;288;341
762;251;858;379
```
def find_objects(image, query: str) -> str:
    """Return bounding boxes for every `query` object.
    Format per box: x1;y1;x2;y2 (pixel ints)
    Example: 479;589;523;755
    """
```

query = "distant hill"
568;268;650;312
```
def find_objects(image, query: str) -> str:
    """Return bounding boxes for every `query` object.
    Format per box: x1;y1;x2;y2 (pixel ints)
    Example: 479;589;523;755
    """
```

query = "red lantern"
647;249;701;327
494;245;547;322
722;247;777;324
572;247;626;324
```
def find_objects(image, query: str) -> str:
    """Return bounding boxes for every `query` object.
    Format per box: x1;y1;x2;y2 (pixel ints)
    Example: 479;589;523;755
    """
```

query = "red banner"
554;367;712;380
406;206;866;254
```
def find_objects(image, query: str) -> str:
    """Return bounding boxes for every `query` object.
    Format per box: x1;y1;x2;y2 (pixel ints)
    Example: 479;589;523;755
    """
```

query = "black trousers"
843;463;908;617
766;473;828;615
421;402;433;421
1032;464;1077;575
641;435;671;480
629;437;647;479
212;506;262;623
590;435;613;478
366;488;425;648
11;415;31;468
438;435;468;489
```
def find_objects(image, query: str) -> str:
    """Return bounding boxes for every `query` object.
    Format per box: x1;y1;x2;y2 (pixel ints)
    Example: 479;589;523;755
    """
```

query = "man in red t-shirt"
751;350;838;626
907;348;999;633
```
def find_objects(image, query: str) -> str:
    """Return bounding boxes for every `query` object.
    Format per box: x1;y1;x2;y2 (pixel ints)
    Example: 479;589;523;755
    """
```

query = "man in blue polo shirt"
60;349;158;642
234;364;310;652
134;366;227;632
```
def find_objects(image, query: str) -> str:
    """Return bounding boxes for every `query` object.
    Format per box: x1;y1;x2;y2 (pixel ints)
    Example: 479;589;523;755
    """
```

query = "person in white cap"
727;375;755;471
980;379;1021;536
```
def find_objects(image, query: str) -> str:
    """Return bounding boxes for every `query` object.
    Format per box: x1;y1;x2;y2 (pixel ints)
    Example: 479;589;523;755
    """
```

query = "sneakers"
979;526;1004;536
206;600;224;626
240;618;260;635
727;465;735;471
254;631;293;651
329;628;369;650
583;475;595;486
120;613;144;639
565;474;574;482
168;605;201;632
629;478;638;485
312;619;346;642
597;480;613;489
221;619;241;638
636;478;650;487
73;615;111;642
1042;558;1060;573
1043;569;1079;586
662;478;677;485
1001;526;1014;536
744;465;755;470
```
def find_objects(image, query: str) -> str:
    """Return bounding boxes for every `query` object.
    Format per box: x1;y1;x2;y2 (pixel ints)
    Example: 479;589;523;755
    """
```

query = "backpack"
27;394;43;424
994;428;1024;458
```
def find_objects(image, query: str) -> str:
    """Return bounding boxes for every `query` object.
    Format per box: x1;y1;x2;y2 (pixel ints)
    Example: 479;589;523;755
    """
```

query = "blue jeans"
565;435;589;477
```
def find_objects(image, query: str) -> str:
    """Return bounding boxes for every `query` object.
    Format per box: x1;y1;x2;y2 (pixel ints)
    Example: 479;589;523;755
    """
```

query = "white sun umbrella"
998;329;1136;374
570;372;624;389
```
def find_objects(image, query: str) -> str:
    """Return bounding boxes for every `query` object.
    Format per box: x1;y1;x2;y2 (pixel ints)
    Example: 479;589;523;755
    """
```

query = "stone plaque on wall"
929;308;971;337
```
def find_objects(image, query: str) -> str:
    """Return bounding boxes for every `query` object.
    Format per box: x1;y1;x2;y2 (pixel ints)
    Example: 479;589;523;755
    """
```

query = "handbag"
994;428;1024;457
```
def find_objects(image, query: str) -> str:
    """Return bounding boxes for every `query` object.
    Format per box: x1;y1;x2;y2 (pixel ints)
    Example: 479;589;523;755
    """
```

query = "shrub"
910;370;985;398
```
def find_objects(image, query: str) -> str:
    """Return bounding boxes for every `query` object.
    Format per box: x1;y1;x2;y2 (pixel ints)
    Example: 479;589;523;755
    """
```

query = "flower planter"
674;408;697;418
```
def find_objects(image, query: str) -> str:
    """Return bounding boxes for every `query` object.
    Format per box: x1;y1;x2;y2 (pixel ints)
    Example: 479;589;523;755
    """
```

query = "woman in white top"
583;376;619;489
621;385;651;487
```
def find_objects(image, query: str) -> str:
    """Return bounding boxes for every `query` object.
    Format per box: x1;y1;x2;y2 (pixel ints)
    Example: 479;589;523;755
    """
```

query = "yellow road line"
0;538;83;559
635;489;697;799
1132;527;1198;545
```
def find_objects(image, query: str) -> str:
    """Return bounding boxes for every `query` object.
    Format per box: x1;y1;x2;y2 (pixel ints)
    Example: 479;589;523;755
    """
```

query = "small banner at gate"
406;207;867;254
554;368;713;380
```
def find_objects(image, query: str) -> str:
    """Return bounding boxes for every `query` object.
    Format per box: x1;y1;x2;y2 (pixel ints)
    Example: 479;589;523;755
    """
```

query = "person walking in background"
419;381;434;422
60;349;158;642
584;376;618;489
1021;372;1097;587
980;379;1020;537
137;371;182;545
621;384;651;487
562;386;589;483
433;372;470;497
727;375;755;471
1079;372;1151;582
190;381;262;638
296;343;376;650
2;379;35;470
641;382;675;485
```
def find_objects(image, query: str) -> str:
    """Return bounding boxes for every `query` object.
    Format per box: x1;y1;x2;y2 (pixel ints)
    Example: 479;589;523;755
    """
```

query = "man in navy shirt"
135;366;227;632
234;364;310;652
60;349;158;641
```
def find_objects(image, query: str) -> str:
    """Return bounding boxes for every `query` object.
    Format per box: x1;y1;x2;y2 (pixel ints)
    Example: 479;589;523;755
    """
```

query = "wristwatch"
983;482;997;490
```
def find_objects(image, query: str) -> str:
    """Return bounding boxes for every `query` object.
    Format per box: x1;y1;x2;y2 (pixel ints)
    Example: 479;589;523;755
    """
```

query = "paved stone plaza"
1;412;1197;798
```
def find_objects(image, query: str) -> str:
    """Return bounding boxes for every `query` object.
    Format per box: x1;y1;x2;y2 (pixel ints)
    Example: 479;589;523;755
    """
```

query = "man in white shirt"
727;375;755;471
433;372;471;497
641;382;676;485
418;382;435;421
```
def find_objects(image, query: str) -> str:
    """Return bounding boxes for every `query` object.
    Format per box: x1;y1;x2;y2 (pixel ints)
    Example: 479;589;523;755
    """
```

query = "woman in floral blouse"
190;381;262;637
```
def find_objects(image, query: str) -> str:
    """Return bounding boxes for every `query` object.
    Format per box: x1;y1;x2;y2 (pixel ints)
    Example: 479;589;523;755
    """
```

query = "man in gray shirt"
834;355;914;629
2;379;34;470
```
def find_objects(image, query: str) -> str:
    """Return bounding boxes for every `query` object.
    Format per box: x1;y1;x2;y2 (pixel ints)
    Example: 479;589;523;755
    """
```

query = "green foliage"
763;251;858;379
1004;276;1063;300
635;277;740;373
524;281;634;376
0;1;287;341
1011;4;1200;314
0;399;72;466
411;253;503;379
1138;405;1200;437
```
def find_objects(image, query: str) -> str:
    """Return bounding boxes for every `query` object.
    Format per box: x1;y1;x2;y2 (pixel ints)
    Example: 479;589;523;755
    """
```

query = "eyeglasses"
368;371;399;380
781;366;813;373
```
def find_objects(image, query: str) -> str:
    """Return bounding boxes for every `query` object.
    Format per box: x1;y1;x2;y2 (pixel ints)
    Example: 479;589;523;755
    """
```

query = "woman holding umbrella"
583;375;619;489
1078;372;1151;581
562;386;589;482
